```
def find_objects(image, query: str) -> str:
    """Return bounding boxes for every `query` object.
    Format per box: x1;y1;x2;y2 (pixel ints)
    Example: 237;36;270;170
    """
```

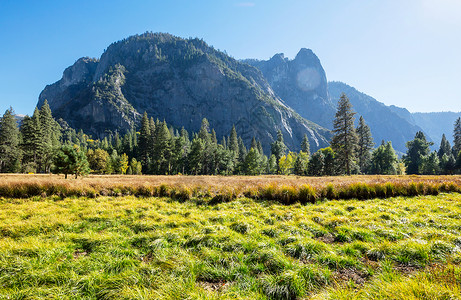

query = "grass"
0;189;461;299
1;174;461;203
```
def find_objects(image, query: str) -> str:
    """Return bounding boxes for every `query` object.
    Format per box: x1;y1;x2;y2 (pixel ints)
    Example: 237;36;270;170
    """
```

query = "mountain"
38;33;331;152
244;50;426;153
411;112;461;146
387;106;461;147
243;50;335;129
328;82;426;153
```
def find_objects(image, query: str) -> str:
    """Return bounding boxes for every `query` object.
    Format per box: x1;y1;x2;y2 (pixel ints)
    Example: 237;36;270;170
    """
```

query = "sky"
0;0;460;115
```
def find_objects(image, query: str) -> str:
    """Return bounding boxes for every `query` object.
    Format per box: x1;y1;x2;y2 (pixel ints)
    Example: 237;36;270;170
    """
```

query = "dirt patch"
334;267;368;285
317;234;335;244
197;280;229;292
395;264;421;274
73;250;87;259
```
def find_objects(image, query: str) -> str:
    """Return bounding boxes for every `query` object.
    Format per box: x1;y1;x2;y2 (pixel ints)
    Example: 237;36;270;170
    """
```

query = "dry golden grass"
1;174;461;203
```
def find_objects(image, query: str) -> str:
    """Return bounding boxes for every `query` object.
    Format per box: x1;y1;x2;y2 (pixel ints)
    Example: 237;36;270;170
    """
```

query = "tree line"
1;95;461;177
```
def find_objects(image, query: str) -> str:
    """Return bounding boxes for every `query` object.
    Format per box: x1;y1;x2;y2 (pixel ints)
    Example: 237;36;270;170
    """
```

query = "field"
1;175;461;299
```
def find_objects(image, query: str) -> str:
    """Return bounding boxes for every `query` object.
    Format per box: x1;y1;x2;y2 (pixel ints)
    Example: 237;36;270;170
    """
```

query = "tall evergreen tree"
300;134;310;156
331;93;358;175
38;100;60;173
369;142;398;175
356;116;374;174
152;121;172;174
229;125;239;162
453;117;461;157
308;150;325;176
438;134;452;158
404;131;432;174
137;112;151;171
0;107;21;172
271;130;287;174
293;151;309;176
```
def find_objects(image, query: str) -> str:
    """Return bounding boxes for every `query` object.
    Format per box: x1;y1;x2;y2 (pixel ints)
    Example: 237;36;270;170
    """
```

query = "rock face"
244;50;428;153
328;82;426;153
38;33;331;151
244;49;335;129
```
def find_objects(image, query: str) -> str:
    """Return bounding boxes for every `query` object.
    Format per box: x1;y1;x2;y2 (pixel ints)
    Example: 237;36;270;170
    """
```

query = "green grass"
0;194;461;299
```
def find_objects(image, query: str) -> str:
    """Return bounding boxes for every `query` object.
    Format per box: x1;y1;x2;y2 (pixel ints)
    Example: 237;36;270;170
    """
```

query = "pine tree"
251;137;258;150
229;125;239;162
53;144;89;179
356;116;374;174
21;109;42;172
331;93;358;175
271;130;287;174
188;137;205;175
453;117;461;156
152;121;172;174
137;112;151;171
438;134;452;158
38;100;60;173
243;147;261;175
308;151;325;176
300;134;310;156
321;147;336;176
0;107;22;173
293;151;309;176
421;151;440;175
369;142;398;175
404;131;432;174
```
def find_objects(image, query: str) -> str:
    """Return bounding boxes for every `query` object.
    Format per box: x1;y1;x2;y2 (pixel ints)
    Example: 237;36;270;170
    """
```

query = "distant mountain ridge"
328;82;427;152
244;52;427;152
38;32;331;152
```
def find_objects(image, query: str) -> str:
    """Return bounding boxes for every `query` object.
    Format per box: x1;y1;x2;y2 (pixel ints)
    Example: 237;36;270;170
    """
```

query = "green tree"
438;134;452;158
271;130;287;174
54;144;90;179
320;147;336;176
130;158;142;175
38;100;61;173
87;148;110;174
152;121;172;174
300;134;310;156
243;148;261;175
20;111;41;172
138;112;151;172
439;153;456;175
369;142;398;175
356;116;374;174
0;107;22;173
404;131;432;175
188;137;205;175
454;117;461;156
421;151;440;175
118;153;129;174
279;152;295;175
293;151;309;176
229;125;239;163
331;93;358;175
308;150;325;176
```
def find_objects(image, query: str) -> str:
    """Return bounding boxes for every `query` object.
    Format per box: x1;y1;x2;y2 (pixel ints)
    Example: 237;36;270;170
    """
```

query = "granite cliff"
39;33;331;152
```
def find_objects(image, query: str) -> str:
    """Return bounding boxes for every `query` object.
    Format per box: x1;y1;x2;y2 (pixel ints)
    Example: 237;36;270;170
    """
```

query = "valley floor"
0;190;460;299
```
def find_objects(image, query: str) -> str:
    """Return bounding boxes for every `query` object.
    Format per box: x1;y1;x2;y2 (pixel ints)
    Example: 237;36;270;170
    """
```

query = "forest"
0;94;460;178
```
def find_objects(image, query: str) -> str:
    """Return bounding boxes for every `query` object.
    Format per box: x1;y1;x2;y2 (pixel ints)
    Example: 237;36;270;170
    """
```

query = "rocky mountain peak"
37;33;331;151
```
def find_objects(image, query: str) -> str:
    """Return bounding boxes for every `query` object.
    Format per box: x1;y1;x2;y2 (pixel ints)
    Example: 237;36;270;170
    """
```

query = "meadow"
0;175;461;299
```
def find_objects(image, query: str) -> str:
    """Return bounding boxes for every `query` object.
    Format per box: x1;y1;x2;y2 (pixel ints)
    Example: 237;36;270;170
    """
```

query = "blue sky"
0;0;460;115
